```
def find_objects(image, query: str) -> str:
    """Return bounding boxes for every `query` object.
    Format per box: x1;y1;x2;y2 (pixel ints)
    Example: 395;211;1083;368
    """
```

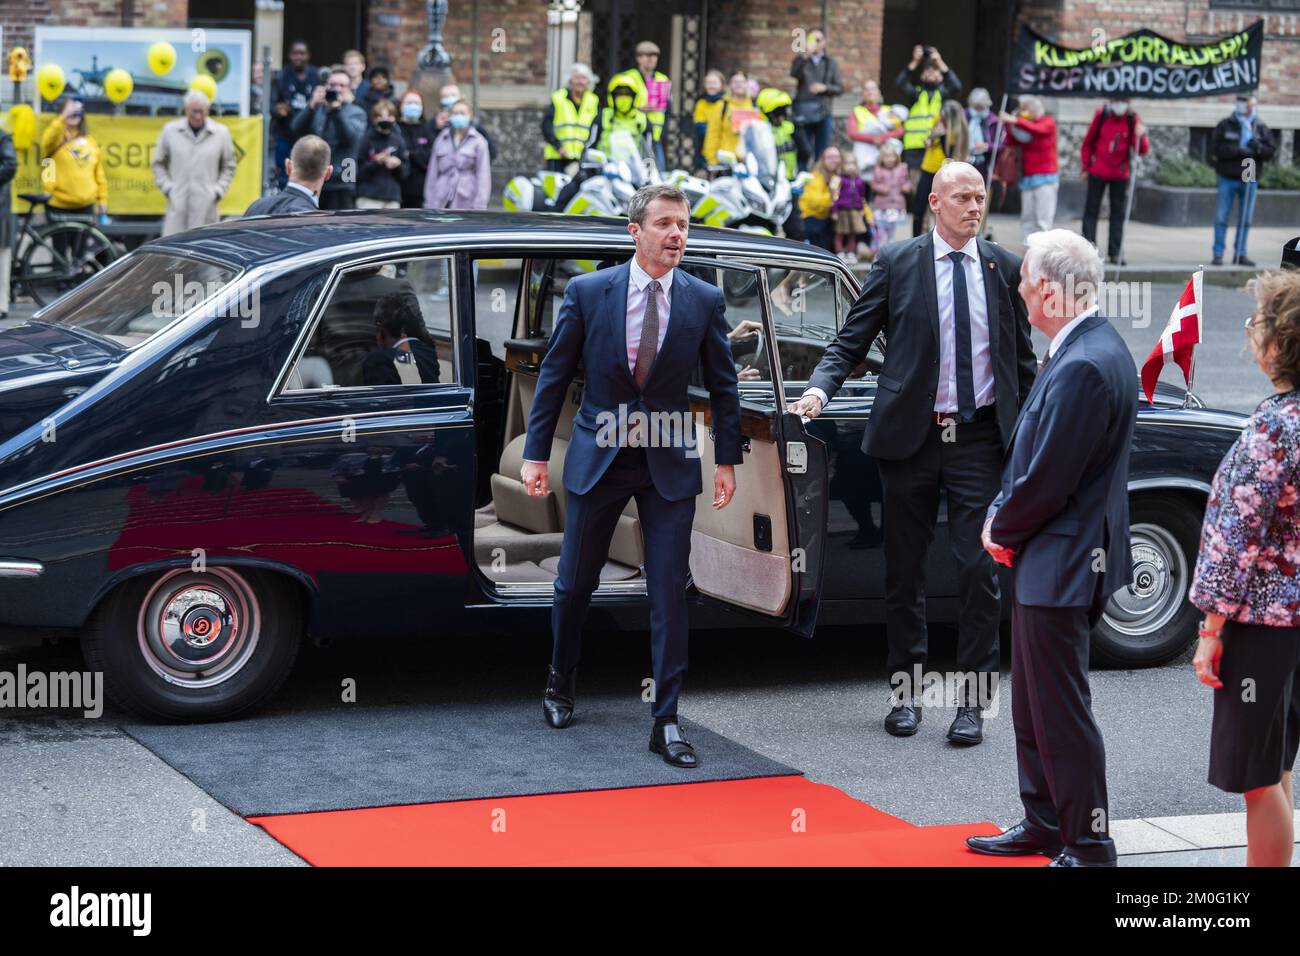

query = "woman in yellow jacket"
694;71;756;170
798;145;841;251
40;99;109;222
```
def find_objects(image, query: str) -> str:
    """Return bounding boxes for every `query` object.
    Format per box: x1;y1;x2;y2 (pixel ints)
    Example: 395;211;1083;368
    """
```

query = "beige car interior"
473;257;800;620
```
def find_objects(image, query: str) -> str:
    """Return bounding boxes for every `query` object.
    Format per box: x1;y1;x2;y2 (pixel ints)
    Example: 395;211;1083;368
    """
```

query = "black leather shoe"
542;665;576;729
1211;255;1224;266
884;703;921;737
1046;850;1117;867
1235;255;1256;267
649;719;700;768
946;706;984;745
966;823;1064;858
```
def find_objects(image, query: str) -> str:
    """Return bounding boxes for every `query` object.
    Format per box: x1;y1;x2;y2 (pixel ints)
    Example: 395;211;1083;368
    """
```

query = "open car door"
680;257;829;637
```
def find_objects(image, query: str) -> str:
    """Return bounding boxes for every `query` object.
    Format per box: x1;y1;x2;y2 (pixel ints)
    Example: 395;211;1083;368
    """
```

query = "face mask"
440;96;457;109
1110;102;1128;116
401;102;422;121
449;114;470;130
615;96;634;112
376;121;394;134
970;108;988;118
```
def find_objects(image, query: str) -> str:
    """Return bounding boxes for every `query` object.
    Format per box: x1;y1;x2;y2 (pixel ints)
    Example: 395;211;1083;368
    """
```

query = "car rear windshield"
35;252;241;350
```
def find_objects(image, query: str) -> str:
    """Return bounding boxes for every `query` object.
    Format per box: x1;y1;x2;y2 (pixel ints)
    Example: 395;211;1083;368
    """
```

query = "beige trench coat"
152;119;237;236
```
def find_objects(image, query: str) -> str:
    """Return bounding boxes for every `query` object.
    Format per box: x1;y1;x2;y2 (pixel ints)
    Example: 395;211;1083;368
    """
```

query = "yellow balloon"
147;41;176;76
188;73;218;103
104;68;133;104
36;63;65;102
8;104;35;149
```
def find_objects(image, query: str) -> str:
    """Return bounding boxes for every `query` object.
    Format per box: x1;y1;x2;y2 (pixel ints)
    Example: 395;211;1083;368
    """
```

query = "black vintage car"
0;211;1246;720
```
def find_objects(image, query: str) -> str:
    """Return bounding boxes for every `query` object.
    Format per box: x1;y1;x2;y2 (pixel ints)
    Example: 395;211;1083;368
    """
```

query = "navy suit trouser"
1011;599;1117;863
551;446;696;720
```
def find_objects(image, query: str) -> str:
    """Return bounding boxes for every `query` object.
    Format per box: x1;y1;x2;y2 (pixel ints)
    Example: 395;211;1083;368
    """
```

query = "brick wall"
1016;0;1300;106
0;0;189;55
365;0;547;88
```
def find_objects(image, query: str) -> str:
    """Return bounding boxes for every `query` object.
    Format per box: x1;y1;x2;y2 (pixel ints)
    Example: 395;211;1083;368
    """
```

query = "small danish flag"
1141;271;1203;404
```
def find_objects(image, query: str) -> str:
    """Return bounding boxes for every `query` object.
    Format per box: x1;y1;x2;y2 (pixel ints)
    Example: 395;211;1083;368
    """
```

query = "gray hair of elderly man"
569;62;597;85
184;90;211;110
1024;229;1104;312
968;87;993;111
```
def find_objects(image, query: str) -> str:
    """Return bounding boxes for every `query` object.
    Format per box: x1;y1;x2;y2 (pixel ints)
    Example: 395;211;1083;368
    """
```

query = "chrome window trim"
0;407;471;511
269;251;462;402
1127;477;1212;495
0;560;43;578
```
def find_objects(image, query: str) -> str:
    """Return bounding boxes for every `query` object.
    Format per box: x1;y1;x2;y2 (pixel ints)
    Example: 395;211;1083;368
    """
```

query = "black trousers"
551;446;696;720
1081;175;1129;260
875;417;1002;702
1011;600;1117;863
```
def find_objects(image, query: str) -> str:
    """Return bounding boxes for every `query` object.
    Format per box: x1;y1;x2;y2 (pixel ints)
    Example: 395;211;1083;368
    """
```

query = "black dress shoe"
946;706;984;745
542;665;576;729
966;822;1064;858
1211;255;1224;266
884;703;921;737
1235;254;1256;267
649;719;700;768
1046;850;1117;867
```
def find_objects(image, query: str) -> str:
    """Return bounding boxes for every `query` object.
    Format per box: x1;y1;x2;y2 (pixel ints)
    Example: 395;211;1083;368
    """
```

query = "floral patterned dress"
1189;389;1300;626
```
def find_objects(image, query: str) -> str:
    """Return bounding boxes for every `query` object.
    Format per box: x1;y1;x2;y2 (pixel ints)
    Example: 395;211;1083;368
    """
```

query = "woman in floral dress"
1190;268;1300;867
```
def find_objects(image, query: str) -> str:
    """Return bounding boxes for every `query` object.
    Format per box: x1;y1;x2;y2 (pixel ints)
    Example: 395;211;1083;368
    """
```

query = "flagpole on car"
1110;131;1139;286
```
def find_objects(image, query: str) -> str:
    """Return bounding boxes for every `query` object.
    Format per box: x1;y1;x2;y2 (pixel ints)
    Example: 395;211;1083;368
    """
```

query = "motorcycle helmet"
756;87;792;120
608;76;639;112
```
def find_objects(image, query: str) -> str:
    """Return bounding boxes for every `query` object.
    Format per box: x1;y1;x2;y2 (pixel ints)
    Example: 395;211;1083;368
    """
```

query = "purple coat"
423;127;491;210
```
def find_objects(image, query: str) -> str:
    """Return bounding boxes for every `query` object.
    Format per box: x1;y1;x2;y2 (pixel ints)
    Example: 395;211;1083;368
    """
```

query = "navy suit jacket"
244;185;318;216
523;261;743;502
989;312;1137;612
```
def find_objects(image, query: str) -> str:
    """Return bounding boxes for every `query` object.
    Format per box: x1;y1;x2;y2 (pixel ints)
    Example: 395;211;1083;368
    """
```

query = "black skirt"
1208;621;1300;794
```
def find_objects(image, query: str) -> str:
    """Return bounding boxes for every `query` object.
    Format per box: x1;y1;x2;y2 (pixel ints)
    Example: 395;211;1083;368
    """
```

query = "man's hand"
713;464;736;510
910;45;924;68
308;86;326;109
787;393;824;419
809;82;828;95
981;515;1015;567
275;101;290;118
1134;120;1147;140
521;460;549;498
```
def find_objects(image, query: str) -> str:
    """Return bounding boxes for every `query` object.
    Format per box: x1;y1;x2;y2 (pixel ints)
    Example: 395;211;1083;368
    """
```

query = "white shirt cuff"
803;386;830;408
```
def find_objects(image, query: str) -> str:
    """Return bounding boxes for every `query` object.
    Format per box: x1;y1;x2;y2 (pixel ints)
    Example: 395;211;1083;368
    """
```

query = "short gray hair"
968;87;992;110
628;184;690;225
569;62;596;85
184;90;211;110
1024;229;1103;310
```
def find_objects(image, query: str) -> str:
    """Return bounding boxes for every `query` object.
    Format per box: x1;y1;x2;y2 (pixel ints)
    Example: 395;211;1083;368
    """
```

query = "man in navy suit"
243;135;331;216
520;184;743;767
968;229;1136;867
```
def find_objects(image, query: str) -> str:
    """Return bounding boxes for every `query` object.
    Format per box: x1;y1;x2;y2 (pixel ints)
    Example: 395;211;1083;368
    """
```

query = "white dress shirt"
626;257;673;374
803;230;994;413
285;181;319;207
1046;306;1097;360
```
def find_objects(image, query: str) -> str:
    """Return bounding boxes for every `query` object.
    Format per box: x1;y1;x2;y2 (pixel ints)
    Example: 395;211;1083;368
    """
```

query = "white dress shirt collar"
932;229;979;263
629;257;674;294
1048;306;1098;358
285;181;319;206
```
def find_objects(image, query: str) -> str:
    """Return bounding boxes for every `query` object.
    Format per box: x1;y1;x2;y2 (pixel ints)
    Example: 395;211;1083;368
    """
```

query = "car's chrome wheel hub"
138;569;261;688
1103;523;1187;639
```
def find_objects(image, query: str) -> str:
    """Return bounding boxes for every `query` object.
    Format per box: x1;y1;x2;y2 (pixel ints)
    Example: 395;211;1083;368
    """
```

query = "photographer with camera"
895;44;962;232
291;67;367;210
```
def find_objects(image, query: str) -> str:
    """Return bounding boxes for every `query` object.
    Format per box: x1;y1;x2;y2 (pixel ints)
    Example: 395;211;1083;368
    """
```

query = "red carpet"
249;776;1044;867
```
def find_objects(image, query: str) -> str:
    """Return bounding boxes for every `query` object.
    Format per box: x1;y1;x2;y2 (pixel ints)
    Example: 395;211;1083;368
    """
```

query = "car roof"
144;209;841;272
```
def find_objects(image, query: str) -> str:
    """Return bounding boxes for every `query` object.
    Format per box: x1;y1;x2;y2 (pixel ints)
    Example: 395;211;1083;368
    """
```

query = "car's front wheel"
82;567;301;721
1092;496;1203;668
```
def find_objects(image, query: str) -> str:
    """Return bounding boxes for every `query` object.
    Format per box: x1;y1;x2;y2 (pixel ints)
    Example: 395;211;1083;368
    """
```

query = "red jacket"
1010;114;1058;177
1081;107;1149;180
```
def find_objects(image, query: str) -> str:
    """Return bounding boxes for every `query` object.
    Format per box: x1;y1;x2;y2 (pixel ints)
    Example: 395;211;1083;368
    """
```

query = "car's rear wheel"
82;567;301;721
1092;496;1203;668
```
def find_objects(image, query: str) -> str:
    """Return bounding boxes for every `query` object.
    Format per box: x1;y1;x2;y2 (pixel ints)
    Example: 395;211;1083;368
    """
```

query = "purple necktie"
633;279;661;389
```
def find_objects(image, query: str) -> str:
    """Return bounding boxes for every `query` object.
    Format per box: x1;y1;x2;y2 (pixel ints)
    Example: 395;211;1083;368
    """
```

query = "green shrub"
1260;162;1300;191
1154;157;1217;188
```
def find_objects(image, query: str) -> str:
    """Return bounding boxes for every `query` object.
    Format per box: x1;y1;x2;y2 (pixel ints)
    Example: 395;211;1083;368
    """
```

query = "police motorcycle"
501;129;656;218
678;120;807;235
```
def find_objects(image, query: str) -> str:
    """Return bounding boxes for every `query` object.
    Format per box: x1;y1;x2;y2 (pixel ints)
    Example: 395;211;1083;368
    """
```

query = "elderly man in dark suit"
968;228;1136;867
790;161;1036;745
244;135;331;216
521;184;742;768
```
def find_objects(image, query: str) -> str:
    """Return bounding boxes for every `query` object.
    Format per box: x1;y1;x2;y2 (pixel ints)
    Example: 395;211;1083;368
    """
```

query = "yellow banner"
8;114;264;216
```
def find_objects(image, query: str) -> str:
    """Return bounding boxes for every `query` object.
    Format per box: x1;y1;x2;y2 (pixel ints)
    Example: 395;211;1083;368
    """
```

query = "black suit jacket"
989;312;1137;615
808;232;1036;460
243;185;319;216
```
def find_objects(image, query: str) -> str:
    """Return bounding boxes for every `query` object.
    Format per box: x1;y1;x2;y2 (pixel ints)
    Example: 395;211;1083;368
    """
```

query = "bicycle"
11;192;120;308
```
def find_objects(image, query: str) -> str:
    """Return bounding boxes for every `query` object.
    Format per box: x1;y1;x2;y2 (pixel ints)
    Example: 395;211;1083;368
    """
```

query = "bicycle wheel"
18;222;119;307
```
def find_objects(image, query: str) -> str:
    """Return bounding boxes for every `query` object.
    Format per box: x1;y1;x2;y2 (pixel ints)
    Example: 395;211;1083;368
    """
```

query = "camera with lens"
324;88;339;104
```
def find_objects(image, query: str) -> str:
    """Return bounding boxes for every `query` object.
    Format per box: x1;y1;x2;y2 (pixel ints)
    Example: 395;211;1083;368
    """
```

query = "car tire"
1091;496;1203;668
82;567;301;722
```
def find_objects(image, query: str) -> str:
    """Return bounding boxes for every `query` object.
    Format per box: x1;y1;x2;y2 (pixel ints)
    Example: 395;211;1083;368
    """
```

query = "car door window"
280;255;457;392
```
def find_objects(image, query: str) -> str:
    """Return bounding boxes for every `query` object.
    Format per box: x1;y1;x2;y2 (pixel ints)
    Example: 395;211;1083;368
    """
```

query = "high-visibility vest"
612;68;670;142
598;106;648;154
544;88;600;161
902;88;941;152
772;119;797;179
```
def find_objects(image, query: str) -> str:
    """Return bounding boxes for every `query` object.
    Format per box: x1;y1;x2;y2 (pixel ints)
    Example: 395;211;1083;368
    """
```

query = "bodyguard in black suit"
791;162;1035;744
521;185;743;768
969;229;1136;867
243;135;331;216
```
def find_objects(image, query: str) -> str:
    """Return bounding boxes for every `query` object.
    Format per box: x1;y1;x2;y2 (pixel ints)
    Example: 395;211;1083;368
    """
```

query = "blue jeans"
1213;176;1258;259
652;138;666;172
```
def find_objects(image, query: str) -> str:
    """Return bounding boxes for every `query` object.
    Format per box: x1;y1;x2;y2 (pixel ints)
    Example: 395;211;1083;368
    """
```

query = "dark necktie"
947;251;977;421
633;279;661;389
1038;350;1053;376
